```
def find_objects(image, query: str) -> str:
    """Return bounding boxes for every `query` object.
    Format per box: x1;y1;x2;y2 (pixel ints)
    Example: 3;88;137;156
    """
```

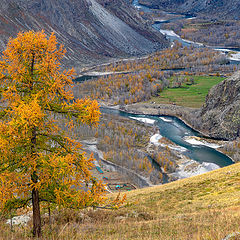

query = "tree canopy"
0;30;109;237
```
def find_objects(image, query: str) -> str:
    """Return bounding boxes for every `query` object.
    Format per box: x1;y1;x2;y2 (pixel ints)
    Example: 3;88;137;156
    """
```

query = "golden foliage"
0;31;112;216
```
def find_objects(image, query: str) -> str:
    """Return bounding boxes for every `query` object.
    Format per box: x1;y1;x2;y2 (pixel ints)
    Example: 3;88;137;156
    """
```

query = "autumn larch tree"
0;31;108;237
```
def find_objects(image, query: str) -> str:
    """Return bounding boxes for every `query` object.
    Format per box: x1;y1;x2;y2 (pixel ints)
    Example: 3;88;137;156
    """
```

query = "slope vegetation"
4;163;240;239
65;163;240;239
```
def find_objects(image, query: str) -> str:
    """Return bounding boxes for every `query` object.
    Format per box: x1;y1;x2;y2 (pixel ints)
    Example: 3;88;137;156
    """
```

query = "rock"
6;214;31;226
78;213;91;223
200;71;240;140
115;215;127;221
222;232;240;240
122;73;240;141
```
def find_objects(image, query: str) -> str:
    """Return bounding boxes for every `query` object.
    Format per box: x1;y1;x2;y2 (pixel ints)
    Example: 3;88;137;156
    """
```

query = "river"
101;107;233;169
133;0;240;64
98;1;234;169
76;1;235;179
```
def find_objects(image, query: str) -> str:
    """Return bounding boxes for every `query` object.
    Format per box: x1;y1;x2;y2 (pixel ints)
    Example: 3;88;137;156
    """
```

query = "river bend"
101;107;233;168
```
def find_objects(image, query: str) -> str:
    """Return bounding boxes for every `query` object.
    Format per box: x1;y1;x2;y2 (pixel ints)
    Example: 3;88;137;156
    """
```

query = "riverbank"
117;102;238;163
147;131;222;180
82;138;153;188
120;102;204;135
76;53;153;77
81;103;231;187
133;0;240;63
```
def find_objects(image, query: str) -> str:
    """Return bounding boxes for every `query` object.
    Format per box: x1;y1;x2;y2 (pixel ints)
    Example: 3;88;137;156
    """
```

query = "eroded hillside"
200;71;240;140
0;0;168;72
138;0;240;19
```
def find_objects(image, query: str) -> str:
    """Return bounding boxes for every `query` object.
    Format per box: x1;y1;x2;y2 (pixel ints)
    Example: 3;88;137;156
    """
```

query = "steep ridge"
0;0;168;72
138;0;240;19
98;0;164;45
200;71;240;140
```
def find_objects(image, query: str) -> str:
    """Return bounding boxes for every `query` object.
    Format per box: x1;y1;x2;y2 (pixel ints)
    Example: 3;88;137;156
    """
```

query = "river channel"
100;2;234;169
133;0;240;64
101;107;233;168
76;1;235;174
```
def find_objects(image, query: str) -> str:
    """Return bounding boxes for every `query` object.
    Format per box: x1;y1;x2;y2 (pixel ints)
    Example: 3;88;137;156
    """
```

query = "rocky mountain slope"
122;70;240;141
138;0;240;19
0;0;168;73
200;71;240;140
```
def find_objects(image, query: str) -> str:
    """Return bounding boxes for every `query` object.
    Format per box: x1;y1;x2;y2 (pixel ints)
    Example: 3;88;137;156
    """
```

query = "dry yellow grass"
1;163;240;239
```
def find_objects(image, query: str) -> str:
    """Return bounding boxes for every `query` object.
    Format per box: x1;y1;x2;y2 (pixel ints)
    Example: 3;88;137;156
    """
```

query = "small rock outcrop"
200;71;240;140
222;232;240;240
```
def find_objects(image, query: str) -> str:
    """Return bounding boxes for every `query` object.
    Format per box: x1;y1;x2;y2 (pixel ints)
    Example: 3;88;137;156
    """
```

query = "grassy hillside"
3;163;240;239
149;75;225;108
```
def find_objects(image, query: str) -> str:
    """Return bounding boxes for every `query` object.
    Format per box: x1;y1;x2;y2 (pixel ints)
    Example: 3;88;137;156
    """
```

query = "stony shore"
119;102;237;163
120;102;206;135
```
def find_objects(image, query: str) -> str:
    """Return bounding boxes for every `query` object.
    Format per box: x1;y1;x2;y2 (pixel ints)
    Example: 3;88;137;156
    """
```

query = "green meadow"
150;75;224;108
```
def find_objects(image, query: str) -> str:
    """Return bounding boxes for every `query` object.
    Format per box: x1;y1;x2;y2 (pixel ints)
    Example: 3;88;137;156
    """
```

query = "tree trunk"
32;187;41;238
31;125;41;237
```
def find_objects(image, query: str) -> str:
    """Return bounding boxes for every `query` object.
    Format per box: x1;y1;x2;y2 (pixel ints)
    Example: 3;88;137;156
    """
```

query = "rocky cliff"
138;0;240;19
200;71;240;140
122;71;240;141
0;0;168;73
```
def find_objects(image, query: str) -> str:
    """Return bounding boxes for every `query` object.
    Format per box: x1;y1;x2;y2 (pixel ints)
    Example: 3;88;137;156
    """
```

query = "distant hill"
138;0;240;19
0;0;168;73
